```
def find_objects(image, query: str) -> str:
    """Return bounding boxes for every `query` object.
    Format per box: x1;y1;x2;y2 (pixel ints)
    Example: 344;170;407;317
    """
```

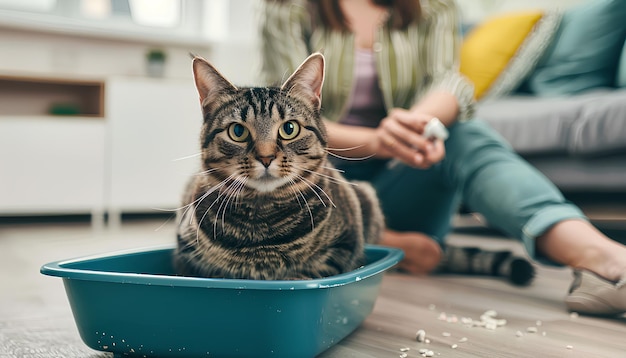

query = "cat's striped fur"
174;53;384;280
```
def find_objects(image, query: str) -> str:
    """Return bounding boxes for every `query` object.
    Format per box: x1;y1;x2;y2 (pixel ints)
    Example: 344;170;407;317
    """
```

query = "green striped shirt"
259;0;475;122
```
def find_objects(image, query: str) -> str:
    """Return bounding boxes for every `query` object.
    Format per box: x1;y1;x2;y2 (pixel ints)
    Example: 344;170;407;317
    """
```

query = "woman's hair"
315;0;422;31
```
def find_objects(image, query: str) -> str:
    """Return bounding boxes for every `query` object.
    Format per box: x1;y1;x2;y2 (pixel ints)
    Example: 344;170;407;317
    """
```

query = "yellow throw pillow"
460;11;561;100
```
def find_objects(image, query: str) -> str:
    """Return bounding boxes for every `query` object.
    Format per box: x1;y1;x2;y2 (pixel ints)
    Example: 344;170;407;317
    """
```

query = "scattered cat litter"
451;344;458;349
399;353;408;358
442;332;451;337
419;348;429;354
399;347;410;352
536;320;542;326
415;329;427;342
526;326;538;333
566;345;573;350
459;337;468;343
432;309;507;331
479;310;507;329
515;331;524;338
569;312;579;319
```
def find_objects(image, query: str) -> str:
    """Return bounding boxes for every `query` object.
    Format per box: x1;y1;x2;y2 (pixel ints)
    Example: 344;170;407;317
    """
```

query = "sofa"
459;0;626;195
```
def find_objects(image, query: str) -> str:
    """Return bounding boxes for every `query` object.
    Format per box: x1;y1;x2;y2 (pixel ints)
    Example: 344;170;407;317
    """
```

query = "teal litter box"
41;245;403;358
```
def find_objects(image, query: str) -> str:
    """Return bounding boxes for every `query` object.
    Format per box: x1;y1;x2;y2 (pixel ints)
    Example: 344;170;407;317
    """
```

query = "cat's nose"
257;155;275;168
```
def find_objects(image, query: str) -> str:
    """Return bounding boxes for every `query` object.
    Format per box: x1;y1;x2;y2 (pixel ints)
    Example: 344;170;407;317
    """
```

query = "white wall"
0;28;209;80
0;0;261;85
199;0;260;85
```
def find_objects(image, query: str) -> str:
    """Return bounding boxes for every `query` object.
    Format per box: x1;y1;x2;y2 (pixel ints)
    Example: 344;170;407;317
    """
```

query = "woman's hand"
376;108;446;169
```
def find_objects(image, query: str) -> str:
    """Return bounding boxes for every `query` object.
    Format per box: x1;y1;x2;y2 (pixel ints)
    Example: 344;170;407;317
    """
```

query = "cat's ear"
192;56;238;113
281;53;325;109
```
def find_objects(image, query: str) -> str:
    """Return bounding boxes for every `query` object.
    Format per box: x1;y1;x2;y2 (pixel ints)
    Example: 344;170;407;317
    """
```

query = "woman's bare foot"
380;229;442;275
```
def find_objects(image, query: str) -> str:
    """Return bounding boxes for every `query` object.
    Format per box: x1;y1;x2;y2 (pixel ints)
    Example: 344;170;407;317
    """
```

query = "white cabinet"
0;74;203;226
0;75;106;222
106;77;202;223
0;117;106;216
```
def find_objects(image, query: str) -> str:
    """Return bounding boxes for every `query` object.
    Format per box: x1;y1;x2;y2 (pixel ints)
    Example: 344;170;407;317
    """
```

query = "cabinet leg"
108;209;122;230
91;210;105;232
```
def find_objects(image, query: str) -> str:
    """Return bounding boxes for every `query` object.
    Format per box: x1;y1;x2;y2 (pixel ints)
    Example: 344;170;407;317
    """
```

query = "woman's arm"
368;0;474;167
325;116;444;169
324;120;384;159
408;91;459;127
412;0;475;123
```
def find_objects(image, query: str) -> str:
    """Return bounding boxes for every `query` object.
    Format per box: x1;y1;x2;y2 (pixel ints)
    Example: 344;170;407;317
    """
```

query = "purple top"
340;49;387;128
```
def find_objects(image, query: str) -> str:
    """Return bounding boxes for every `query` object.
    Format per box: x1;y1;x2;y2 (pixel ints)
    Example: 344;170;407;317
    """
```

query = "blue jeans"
335;119;586;262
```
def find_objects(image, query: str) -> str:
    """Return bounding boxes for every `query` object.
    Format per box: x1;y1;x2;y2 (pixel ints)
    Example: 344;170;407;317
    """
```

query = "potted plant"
146;48;167;77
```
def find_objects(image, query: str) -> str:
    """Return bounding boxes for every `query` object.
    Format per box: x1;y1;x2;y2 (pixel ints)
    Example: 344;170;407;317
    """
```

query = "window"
0;0;56;12
129;0;180;28
0;0;181;27
0;0;205;44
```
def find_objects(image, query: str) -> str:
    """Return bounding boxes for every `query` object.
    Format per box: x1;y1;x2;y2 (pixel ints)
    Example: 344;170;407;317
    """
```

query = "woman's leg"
334;155;457;273
445;120;626;282
381;230;442;274
368;161;459;274
372;162;460;241
537;220;626;282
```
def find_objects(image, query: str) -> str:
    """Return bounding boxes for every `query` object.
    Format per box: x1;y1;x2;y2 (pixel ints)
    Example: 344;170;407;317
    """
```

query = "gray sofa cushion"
527;155;626;191
476;89;626;157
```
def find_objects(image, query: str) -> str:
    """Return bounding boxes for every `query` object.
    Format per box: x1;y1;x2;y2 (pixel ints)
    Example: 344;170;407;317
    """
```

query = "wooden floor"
1;217;625;358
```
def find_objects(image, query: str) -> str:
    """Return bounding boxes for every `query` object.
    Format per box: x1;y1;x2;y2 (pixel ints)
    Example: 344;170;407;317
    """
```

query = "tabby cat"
173;53;384;280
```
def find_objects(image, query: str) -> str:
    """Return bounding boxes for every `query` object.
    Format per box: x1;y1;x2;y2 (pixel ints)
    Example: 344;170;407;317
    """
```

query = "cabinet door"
106;78;202;213
0;117;105;214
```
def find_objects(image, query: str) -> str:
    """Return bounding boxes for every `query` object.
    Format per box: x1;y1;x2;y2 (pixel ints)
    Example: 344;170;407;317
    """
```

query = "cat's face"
192;54;327;193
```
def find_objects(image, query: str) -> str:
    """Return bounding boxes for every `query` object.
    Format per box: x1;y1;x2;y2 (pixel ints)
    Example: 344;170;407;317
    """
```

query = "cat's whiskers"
205;193;224;242
287;178;315;232
194;173;238;242
211;173;250;240
295;173;336;208
151;189;213;235
324;150;376;161
320;165;345;173
187;176;230;226
215;193;230;240
208;176;239;241
194;167;222;176
150;166;227;214
296;166;359;187
286;178;305;210
293;174;327;208
219;176;247;235
326;144;367;152
153;214;175;232
188;189;213;228
172;152;202;162
232;176;248;209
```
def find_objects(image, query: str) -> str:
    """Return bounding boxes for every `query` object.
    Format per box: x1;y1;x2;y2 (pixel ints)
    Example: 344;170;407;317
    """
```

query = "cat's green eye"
228;123;250;142
278;121;300;140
